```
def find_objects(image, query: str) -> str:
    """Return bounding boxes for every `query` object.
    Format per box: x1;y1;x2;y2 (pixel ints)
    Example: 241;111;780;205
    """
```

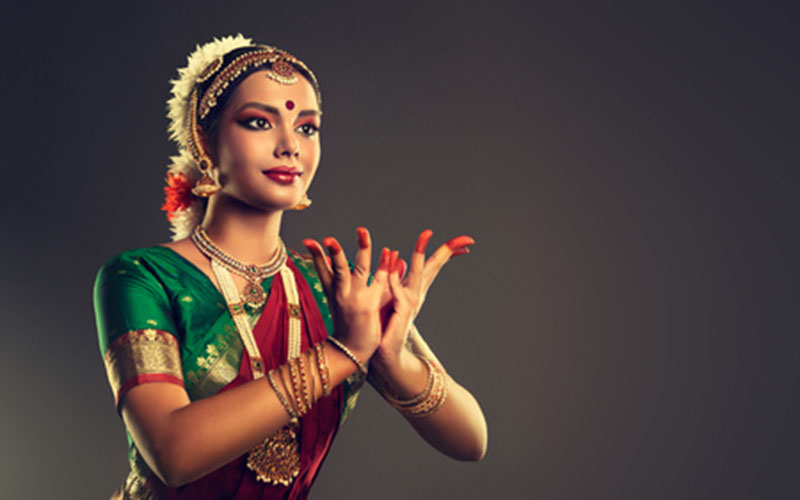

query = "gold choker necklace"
191;226;287;308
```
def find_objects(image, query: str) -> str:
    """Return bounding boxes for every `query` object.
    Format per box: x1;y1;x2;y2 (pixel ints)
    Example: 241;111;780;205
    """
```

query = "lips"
263;166;300;184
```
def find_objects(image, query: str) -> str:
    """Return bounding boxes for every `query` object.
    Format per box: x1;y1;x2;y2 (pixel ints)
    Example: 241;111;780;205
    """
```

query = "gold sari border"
104;329;184;405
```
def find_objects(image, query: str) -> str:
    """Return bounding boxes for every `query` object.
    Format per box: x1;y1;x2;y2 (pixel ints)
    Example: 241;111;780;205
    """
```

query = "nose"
274;125;299;159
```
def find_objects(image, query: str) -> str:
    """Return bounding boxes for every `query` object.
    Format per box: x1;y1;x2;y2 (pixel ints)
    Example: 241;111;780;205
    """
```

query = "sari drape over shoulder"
94;247;365;500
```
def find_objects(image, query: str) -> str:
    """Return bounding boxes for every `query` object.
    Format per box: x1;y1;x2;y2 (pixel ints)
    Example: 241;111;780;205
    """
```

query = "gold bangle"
307;351;316;407
279;362;299;417
327;337;367;374
382;356;435;407
314;342;332;397
267;368;298;420
298;352;311;411
385;358;448;419
288;357;308;417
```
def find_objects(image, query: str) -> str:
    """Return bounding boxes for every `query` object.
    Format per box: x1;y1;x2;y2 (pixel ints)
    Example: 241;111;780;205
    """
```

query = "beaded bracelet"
327;337;368;374
267;368;298;420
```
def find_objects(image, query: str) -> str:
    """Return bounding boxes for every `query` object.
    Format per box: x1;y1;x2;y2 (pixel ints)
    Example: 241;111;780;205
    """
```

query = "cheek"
218;131;259;169
303;142;321;185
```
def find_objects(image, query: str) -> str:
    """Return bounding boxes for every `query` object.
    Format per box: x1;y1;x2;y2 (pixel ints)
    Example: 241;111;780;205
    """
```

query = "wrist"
326;337;369;375
374;351;428;399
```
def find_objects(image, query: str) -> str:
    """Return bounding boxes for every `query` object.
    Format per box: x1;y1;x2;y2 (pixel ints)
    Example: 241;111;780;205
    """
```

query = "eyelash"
239;116;272;130
296;123;320;137
237;116;320;137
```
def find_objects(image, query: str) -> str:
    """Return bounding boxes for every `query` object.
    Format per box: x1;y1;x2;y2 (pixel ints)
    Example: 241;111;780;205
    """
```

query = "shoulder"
95;246;175;284
287;248;322;281
288;248;314;267
93;246;190;306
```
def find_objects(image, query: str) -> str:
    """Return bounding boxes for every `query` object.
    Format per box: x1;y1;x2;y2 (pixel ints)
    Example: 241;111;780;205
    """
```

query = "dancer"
94;35;487;500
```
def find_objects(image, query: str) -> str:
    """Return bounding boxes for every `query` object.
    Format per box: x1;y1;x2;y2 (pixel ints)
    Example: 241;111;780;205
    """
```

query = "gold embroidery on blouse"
104;329;183;398
185;326;244;399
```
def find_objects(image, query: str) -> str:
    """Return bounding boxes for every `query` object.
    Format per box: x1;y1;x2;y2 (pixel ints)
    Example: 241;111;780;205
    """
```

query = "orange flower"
161;172;194;220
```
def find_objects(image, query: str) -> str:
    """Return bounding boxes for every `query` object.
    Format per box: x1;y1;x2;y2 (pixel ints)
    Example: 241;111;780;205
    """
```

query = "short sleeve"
93;252;185;408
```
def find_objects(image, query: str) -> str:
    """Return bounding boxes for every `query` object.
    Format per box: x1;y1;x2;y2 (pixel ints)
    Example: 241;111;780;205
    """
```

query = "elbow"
458;433;488;462
148;443;198;488
461;408;488;462
158;468;190;489
468;442;488;462
149;457;188;488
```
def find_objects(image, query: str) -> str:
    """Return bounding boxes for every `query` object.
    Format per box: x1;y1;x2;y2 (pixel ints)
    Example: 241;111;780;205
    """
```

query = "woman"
94;34;487;500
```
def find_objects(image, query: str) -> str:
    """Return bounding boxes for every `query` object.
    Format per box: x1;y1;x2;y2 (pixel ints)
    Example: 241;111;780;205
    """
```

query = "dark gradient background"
1;1;798;499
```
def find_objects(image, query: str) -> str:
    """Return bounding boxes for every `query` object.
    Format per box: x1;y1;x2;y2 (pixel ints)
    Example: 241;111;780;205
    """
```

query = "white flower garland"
164;34;253;240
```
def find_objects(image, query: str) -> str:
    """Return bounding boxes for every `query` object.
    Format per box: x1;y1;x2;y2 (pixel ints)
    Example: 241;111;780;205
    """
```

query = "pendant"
242;281;267;309
246;423;300;485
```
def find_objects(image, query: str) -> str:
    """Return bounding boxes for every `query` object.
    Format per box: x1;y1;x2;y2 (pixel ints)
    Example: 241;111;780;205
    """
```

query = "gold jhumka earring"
290;193;312;211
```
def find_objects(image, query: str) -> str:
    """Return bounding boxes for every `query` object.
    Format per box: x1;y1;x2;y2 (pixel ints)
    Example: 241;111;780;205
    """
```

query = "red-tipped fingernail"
356;227;370;249
415;229;434;253
378;247;390;271
389;250;399;272
446;235;475;250
302;239;317;251
322;237;342;254
397;258;407;277
451;248;470;257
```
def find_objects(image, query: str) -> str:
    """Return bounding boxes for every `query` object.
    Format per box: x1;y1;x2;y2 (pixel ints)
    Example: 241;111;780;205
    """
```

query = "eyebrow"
236;102;322;118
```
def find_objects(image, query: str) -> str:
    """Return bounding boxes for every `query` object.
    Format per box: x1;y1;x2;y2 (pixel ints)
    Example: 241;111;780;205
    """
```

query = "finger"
352;227;372;286
422;235;475;290
397;258;407;280
322;236;351;294
389;250;399;275
407;229;433;292
388;252;404;301
371;247;391;289
303;239;334;293
446;235;475;251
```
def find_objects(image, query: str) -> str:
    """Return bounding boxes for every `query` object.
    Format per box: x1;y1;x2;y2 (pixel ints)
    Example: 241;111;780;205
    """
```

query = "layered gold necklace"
190;226;301;486
191;226;287;308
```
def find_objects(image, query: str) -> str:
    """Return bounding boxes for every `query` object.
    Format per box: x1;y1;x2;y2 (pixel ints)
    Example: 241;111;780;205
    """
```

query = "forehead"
226;70;319;111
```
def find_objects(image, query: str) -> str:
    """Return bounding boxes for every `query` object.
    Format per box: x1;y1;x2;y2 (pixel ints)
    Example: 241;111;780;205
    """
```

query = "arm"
369;326;488;461
371;231;488;460
304;229;488;460
121;344;363;487
98;237;390;487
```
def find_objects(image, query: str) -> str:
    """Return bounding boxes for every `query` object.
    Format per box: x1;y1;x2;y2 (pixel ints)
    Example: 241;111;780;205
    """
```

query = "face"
211;70;321;211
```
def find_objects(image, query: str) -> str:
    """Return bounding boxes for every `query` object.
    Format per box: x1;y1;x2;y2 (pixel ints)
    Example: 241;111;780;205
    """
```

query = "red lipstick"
263;166;300;184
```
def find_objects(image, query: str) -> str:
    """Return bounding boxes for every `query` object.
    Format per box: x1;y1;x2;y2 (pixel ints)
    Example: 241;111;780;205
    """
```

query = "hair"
162;35;320;240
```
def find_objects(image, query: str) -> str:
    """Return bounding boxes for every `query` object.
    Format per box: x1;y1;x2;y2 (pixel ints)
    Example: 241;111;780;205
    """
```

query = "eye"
239;116;272;130
296;123;320;137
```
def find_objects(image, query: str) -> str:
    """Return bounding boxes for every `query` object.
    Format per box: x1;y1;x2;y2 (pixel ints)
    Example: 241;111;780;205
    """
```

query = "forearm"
370;353;488;461
123;341;362;487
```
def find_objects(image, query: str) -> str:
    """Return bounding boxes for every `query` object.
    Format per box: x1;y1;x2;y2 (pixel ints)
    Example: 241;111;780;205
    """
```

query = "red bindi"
285;100;295;110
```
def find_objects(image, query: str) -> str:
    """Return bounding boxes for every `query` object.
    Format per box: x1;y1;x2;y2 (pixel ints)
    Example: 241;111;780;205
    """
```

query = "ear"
196;125;217;165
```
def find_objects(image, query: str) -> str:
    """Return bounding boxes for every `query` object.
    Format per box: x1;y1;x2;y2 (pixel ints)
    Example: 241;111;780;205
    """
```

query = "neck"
199;194;284;264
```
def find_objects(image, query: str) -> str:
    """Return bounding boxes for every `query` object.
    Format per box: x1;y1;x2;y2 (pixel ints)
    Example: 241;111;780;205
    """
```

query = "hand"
375;230;475;367
303;227;390;363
